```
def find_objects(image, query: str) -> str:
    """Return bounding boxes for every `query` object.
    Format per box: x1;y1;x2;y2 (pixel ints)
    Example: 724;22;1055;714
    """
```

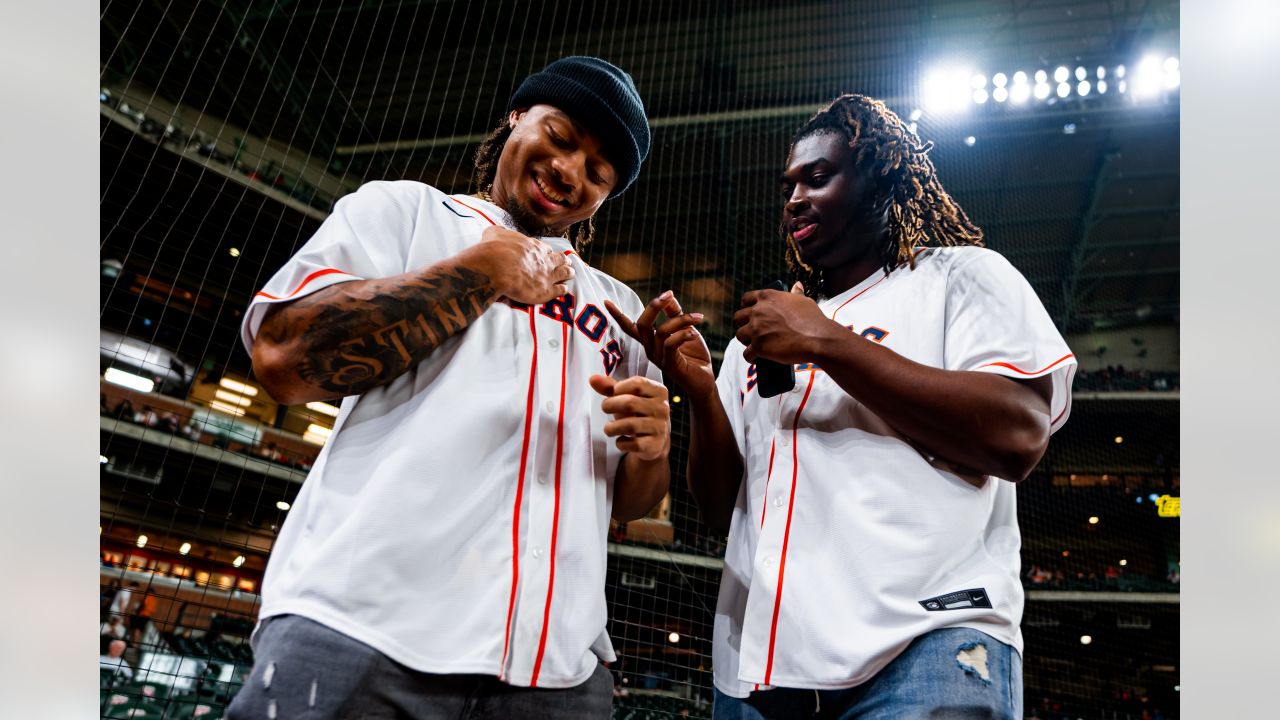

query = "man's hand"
732;281;835;364
465;225;575;305
605;291;715;401
589;374;670;461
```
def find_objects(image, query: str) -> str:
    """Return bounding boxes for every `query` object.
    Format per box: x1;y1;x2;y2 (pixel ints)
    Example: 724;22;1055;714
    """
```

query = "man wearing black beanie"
230;56;672;719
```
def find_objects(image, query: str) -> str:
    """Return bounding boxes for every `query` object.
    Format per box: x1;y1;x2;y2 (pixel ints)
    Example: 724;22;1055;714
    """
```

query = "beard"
502;196;555;239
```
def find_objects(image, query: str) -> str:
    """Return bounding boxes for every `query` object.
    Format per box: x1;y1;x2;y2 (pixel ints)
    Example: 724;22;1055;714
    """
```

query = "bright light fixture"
971;73;987;89
209;401;247;417
100;455;109;464
1034;69;1048;84
1080;635;1093;645
964;136;976;146
922;68;973;114
233;555;246;568
1097;66;1106;79
992;87;1008;102
1119;559;1128;566
1164;56;1179;72
1010;83;1030;104
1056;82;1071;98
1075;66;1087;81
1097;80;1108;94
105;367;155;393
179;542;191;555
277;501;291;511
972;88;988;104
1078;81;1091;96
1118;79;1127;94
1034;83;1051;100
218;378;259;396
306;401;341;417
214;389;253;407
1116;64;1126;78
1115;436;1124;444
992;73;1008;88
1012;71;1028;85
136;534;148;548
1165;69;1180;89
1054;66;1069;83
304;423;333;446
1089;516;1099;524
1134;55;1162;98
229;248;241;258
668;632;680;643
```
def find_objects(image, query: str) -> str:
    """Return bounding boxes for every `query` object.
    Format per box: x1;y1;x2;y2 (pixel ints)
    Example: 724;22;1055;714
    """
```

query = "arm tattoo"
280;266;497;397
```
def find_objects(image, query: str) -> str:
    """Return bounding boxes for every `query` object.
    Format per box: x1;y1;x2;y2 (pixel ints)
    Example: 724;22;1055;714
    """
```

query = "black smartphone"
754;280;796;398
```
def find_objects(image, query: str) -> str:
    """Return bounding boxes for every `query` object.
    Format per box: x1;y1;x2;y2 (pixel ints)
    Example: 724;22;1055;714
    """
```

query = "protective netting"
100;2;1180;718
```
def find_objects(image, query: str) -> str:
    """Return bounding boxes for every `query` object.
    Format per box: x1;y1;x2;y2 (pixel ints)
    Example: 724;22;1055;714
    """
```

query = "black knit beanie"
508;56;651;197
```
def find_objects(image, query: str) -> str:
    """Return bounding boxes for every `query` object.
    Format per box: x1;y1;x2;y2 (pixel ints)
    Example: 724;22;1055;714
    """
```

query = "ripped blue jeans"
713;627;1022;719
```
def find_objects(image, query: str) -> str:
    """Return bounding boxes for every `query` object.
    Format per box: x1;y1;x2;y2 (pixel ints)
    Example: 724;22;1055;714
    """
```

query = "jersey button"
537;475;548;485
774;495;785;508
532;546;544;559
549;338;560;349
545;401;556;414
780;436;791;447
763;555;776;568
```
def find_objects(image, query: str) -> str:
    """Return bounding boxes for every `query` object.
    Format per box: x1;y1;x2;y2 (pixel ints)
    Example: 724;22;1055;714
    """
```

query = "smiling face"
490;104;618;237
781;130;891;292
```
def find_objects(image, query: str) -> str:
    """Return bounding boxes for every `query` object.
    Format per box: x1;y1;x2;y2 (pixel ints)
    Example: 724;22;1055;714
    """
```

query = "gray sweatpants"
226;614;614;719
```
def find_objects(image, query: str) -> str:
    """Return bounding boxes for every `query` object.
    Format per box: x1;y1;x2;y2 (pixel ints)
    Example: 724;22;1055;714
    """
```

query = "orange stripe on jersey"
498;308;539;681
449;196;498;225
979;353;1075;376
254;267;351;300
763;371;817;685
529;320;570;681
830;273;890;320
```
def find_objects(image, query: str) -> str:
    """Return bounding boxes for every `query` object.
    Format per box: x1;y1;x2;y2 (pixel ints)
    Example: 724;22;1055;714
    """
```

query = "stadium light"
1078;81;1091;96
1075;66;1087;81
1133;56;1162;98
964;136;976;146
179;542;191;555
100;455;109;465
105;367;155;393
1097;66;1107;79
1056;82;1071;98
1080;635;1093;645
1010;82;1030;104
214;389;253;407
972;88;988;104
1034;83;1050;100
922;67;973;114
233;555;246;568
1097;80;1108;94
1054;66;1069;83
970;73;986;89
1089;516;1099;524
1118;79;1128;94
209;401;247;417
1116;64;1126;78
136;534;148;548
1063;123;1077;135
1034;69;1048;84
992;87;1008;103
229;247;241;258
1115;436;1124;444
1119;559;1128;566
992;72;1007;88
277;501;291;511
218;378;259;396
668;632;681;643
1164;56;1179;72
306;401;341;417
1013;71;1028;85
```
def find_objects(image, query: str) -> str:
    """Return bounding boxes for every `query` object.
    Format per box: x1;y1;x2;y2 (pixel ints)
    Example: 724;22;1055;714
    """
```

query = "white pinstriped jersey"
712;247;1077;697
241;181;659;689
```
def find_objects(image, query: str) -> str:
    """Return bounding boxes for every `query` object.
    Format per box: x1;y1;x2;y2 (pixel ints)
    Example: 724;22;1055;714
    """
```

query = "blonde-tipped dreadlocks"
784;93;983;298
470;120;597;251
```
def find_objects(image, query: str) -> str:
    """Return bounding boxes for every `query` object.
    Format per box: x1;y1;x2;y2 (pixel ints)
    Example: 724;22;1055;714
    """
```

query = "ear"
508;108;527;128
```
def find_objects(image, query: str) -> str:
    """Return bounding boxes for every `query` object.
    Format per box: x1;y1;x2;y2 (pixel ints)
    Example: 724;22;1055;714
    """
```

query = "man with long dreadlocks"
613;94;1076;718
231;57;666;718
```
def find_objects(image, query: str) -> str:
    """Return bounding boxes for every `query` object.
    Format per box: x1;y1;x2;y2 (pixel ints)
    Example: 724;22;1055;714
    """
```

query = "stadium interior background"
99;1;1180;718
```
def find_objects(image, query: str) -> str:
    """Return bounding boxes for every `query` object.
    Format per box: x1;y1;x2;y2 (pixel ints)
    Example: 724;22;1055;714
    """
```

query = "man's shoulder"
337;180;446;214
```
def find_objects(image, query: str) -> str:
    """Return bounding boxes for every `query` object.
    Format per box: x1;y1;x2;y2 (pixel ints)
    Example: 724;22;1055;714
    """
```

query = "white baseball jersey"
241;180;660;688
711;246;1077;697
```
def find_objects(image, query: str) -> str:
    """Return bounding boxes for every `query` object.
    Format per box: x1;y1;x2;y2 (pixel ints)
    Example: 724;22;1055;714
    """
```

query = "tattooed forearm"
263;265;497;399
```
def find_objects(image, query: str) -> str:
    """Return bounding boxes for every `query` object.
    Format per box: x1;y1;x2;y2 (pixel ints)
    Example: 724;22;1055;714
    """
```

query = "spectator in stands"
136;404;160;427
109;581;135;620
111;398;135;422
100;639;133;682
102;615;128;641
129;590;157;646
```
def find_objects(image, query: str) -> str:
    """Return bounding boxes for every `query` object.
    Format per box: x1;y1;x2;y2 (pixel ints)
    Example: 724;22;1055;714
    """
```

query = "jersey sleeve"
943;249;1078;432
714;339;749;459
239;182;421;355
